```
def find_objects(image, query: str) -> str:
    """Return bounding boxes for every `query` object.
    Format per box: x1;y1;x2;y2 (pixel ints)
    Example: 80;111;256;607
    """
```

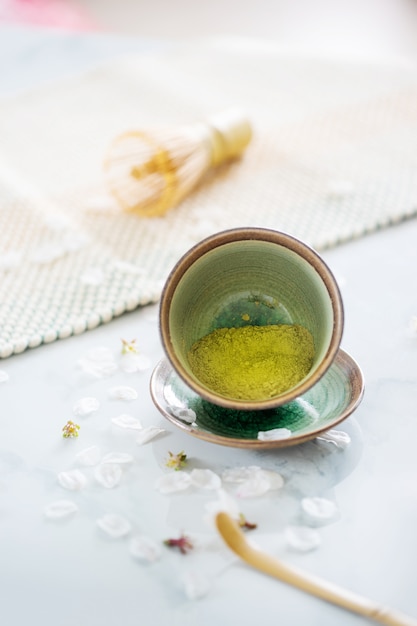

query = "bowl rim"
159;227;344;410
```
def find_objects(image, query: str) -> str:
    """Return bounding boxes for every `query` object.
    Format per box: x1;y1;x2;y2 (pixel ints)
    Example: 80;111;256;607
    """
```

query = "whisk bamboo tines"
103;108;252;217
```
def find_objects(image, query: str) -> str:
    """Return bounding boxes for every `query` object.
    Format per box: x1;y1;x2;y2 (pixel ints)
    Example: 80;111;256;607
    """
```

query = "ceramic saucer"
150;349;364;449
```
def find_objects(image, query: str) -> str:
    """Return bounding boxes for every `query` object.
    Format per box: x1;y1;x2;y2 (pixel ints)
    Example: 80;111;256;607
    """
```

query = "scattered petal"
222;466;261;483
317;429;351;449
112;413;143;430
257;428;292;441
129;535;162;563
62;420;80;438
222;465;283;496
58;469;87;491
44;499;79;520
120;353;151;373
236;472;272;498
183;570;211;599
169;406;196;424
190;468;222;490
260;469;285;490
101;452;134;464
108;386;138;401
301;497;339;522
136;425;165;445
72;397;100;417
285;525;321;552
94;463;123;488
0;370;9;383
75;445;101;466
154;471;192;494
77;347;118;378
96;513;131;538
226;467;283;497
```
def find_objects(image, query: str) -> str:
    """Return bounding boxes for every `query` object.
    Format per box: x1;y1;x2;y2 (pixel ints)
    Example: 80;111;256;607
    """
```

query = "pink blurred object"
0;0;98;30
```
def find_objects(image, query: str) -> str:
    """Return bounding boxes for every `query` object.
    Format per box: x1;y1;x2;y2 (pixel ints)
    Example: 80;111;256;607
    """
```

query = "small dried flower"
62;420;80;438
238;513;257;531
121;338;139;354
165;450;187;471
163;533;193;554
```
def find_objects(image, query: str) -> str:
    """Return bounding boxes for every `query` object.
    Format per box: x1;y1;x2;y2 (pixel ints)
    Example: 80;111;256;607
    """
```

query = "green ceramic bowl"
159;227;344;410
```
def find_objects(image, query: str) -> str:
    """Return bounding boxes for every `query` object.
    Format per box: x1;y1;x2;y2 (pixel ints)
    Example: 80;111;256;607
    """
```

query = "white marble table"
1;25;417;626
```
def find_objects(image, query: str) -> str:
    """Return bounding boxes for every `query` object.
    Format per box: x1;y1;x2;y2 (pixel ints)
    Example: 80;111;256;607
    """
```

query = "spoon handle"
250;549;416;626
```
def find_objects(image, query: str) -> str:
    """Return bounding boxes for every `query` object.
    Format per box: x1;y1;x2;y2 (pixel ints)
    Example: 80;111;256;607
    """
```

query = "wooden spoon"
215;512;417;626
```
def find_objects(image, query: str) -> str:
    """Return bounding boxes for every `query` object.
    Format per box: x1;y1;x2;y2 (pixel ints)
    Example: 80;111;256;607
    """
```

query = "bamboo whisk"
104;109;252;217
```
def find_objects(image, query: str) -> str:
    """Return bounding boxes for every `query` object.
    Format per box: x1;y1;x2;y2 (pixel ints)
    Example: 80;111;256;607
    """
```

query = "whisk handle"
205;108;252;166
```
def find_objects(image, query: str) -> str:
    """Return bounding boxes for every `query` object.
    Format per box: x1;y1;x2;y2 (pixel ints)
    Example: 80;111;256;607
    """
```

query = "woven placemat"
1;39;417;358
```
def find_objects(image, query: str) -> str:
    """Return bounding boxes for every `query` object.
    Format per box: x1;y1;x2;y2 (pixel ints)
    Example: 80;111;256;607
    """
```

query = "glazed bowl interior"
159;228;344;410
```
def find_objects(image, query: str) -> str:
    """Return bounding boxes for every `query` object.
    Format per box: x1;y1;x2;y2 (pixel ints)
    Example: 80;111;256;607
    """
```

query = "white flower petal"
96;513;131;538
112;413;143;430
136;426;165;445
94;463;123;488
169;406;196;424
129;535;162;563
221;466;261;483
257;428;292;441
285;525;321;552
318;429;351;449
236;472;272;498
44;499;79;519
120;353;151;373
72;397;100;417
154;471;191;494
57;469;87;491
108;386;138;401
75;445;101;466
77;347;118;378
102;452;134;464
183;570;211;600
261;469;285;490
0;370;9;383
190;468;222;490
301;497;339;522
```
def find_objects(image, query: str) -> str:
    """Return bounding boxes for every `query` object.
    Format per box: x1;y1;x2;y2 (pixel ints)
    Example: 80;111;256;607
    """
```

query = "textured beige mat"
1;39;417;358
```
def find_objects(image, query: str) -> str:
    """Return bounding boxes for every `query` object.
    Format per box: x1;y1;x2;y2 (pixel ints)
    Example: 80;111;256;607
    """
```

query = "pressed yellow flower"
62;420;80;438
165;450;187;471
121;338;139;354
